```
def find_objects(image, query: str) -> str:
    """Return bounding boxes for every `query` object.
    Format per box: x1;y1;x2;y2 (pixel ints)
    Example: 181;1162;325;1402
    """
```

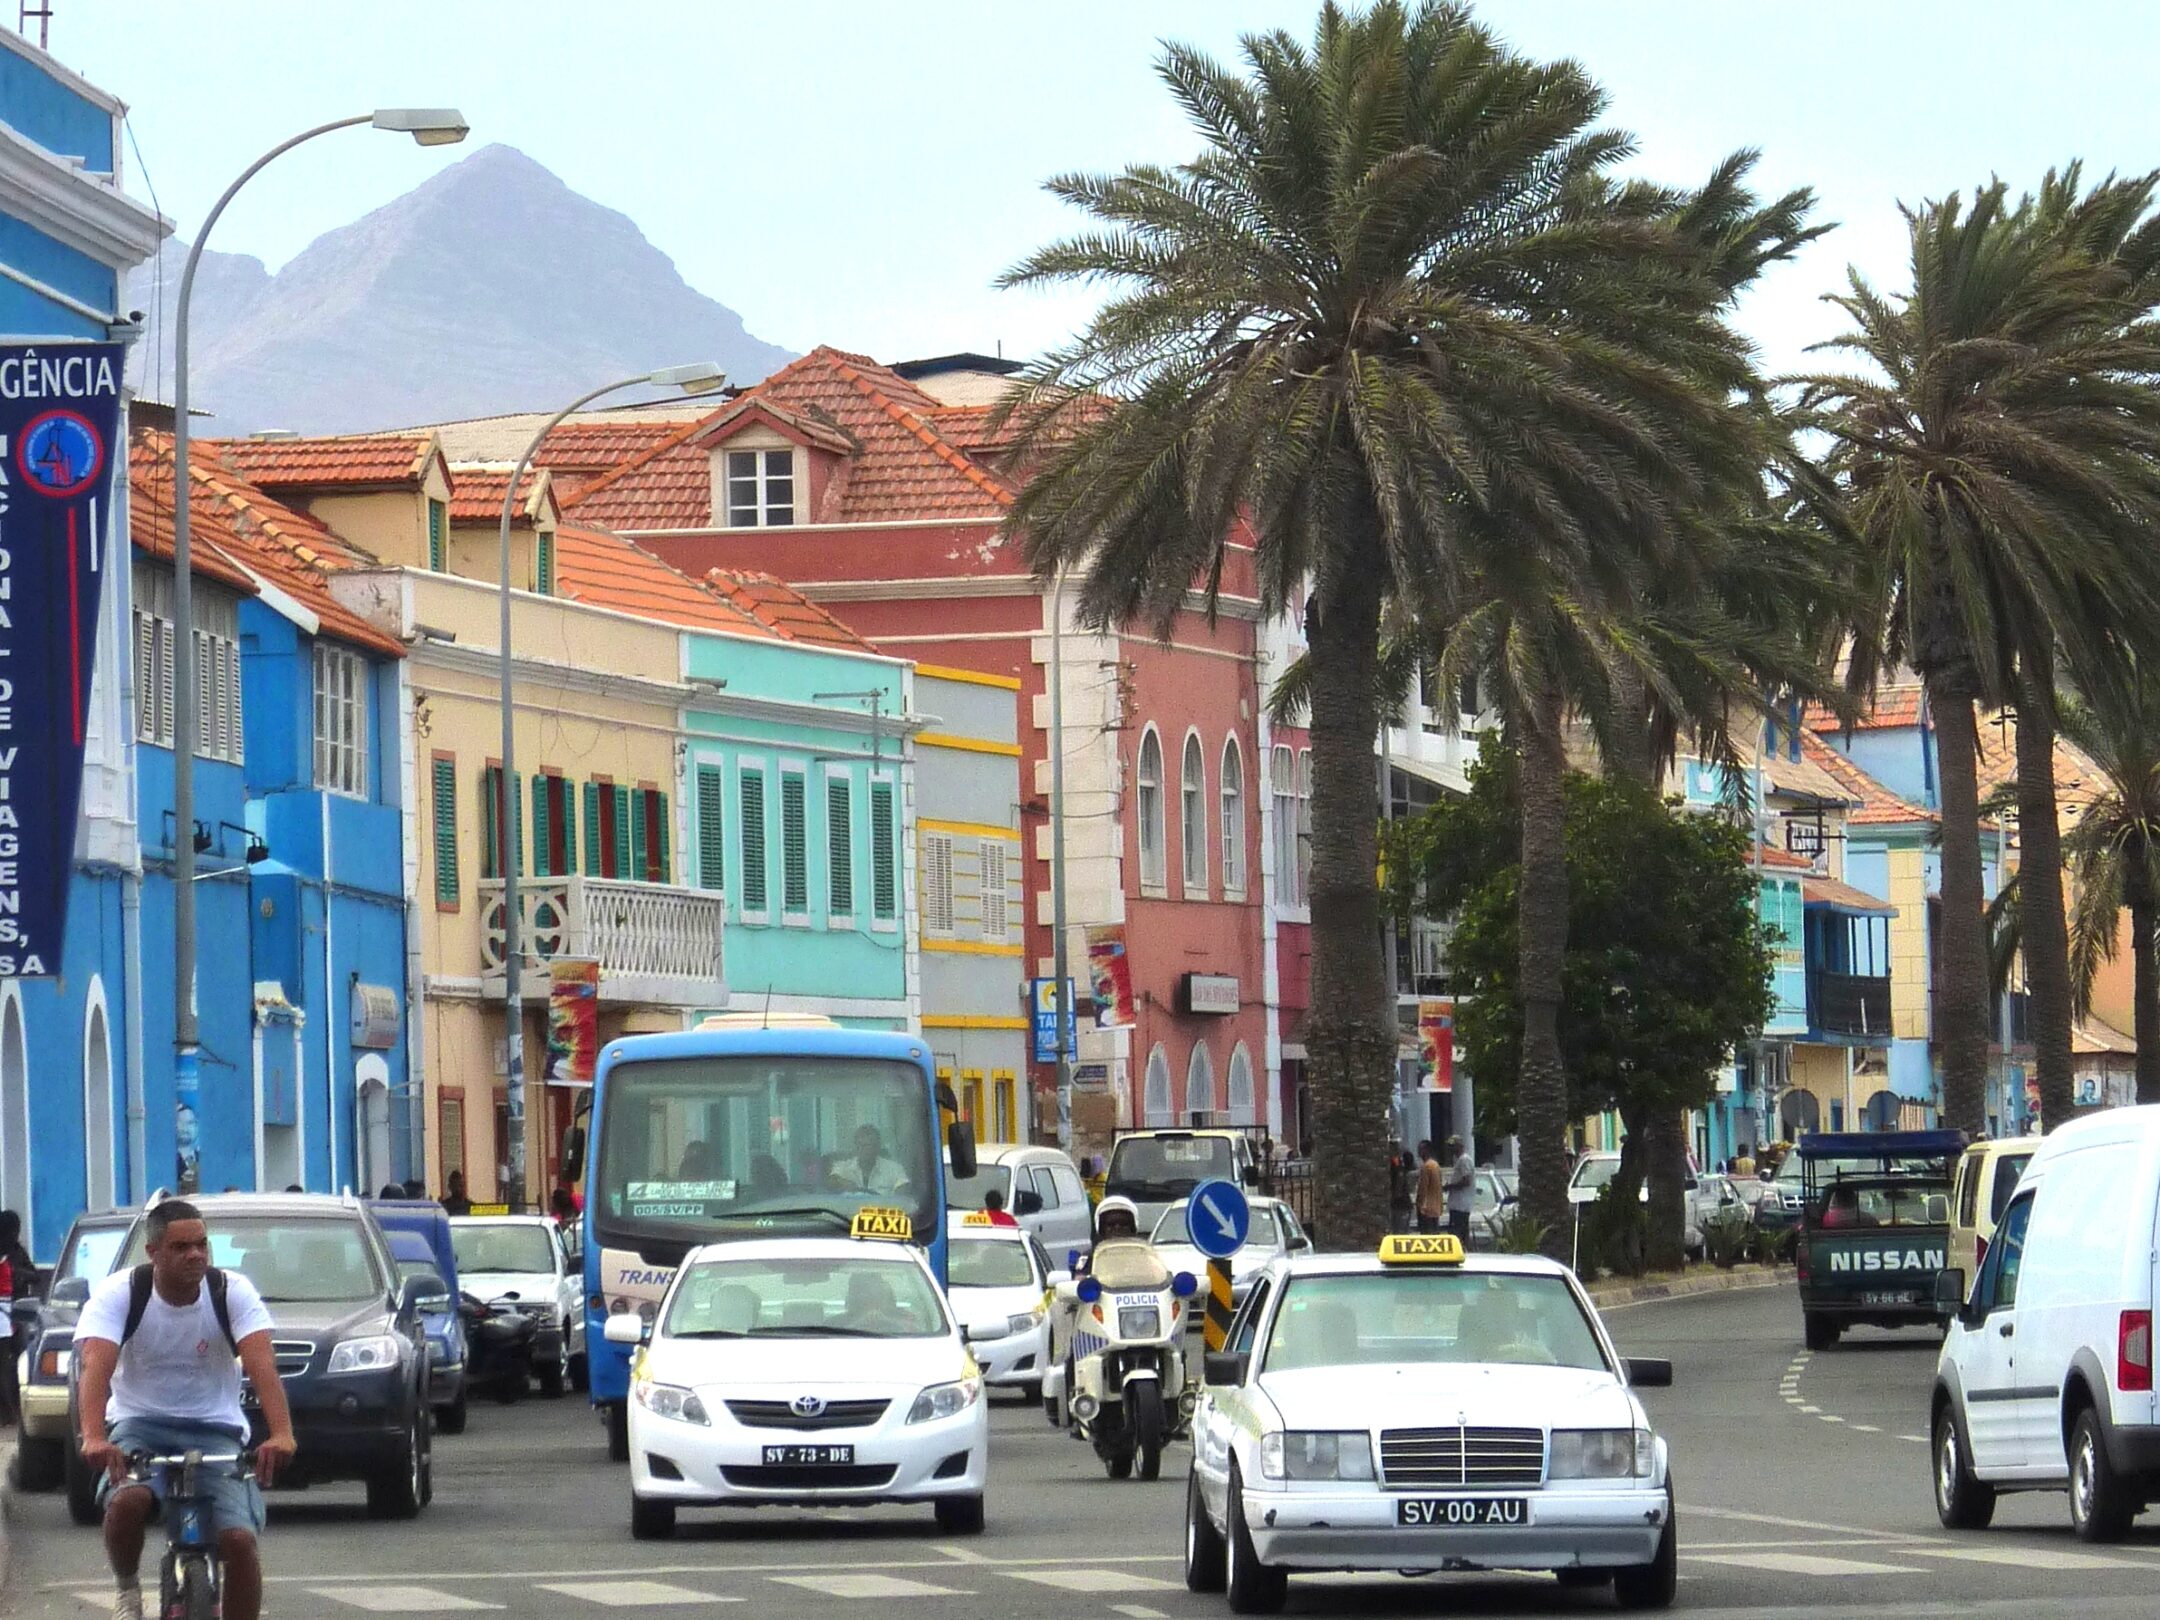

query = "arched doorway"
1863;1089;1903;1132
83;983;114;1211
1;987;27;1234
355;1056;393;1196
1226;1044;1256;1125
1778;1088;1820;1138
1186;1041;1217;1123
1143;1045;1172;1126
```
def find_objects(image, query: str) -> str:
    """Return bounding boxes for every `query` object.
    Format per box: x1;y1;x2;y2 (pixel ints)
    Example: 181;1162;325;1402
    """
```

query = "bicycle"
120;1448;254;1620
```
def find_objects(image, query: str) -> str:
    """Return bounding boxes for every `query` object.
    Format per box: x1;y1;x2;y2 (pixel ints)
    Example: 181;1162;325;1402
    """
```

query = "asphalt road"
16;1282;2160;1617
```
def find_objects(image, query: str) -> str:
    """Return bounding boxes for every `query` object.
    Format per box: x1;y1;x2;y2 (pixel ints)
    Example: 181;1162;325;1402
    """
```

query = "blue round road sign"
1186;1177;1251;1260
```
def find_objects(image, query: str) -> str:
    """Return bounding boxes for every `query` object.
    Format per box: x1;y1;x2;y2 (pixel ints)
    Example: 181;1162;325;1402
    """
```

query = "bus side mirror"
561;1124;586;1186
948;1117;978;1181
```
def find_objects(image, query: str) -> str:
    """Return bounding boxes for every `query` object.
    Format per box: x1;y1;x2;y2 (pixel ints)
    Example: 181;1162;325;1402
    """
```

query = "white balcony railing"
477;876;725;1008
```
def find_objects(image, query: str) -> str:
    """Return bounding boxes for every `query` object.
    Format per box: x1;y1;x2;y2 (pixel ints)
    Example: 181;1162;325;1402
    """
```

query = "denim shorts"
99;1416;267;1537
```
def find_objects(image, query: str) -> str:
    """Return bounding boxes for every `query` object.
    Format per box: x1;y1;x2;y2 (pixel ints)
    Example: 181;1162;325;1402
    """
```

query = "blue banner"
0;343;126;976
1030;976;1077;1063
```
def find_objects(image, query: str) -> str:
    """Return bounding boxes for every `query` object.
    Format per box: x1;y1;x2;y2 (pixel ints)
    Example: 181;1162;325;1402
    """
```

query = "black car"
12;1210;132;1491
62;1192;439;1523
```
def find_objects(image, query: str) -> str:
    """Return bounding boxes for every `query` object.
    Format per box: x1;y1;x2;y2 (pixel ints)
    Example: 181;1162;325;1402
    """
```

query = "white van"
946;1143;1094;1261
1932;1105;2160;1541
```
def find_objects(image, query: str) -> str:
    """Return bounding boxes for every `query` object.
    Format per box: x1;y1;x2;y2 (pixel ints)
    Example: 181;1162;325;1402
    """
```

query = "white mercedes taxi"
1184;1233;1676;1612
946;1212;1054;1396
611;1211;989;1538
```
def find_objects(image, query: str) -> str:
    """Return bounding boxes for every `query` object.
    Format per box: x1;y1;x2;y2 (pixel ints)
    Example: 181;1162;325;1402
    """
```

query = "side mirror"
1046;1270;1073;1290
1202;1349;1248;1386
603;1313;647;1346
1013;1188;1044;1218
399;1271;444;1313
561;1123;587;1185
1933;1267;1968;1319
962;1320;1006;1345
1241;1165;1260;1187
1626;1357;1674;1389
50;1275;90;1307
948;1119;979;1181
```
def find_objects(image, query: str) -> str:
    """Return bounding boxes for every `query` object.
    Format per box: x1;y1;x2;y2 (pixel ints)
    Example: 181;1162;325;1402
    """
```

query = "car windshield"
1107;1135;1235;1201
1152;1204;1269;1249
1572;1157;1619;1190
662;1255;947;1339
59;1223;129;1285
1089;1240;1171;1290
122;1216;383;1305
1990;1154;2033;1222
1262;1270;1610;1375
596;1056;937;1248
948;1238;1034;1289
942;1163;1014;1212
452;1222;556;1276
1812;1176;1951;1228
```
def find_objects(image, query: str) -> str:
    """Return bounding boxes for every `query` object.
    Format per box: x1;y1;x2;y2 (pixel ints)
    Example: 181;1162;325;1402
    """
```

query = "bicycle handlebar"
124;1449;255;1472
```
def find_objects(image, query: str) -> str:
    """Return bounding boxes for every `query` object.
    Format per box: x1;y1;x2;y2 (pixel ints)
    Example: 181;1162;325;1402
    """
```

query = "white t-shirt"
76;1268;274;1433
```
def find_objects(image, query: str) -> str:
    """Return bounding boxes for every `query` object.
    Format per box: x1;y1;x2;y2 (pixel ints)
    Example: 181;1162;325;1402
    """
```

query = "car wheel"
2069;1407;2135;1543
366;1412;428;1520
604;1401;630;1463
65;1434;101;1526
1613;1484;1678;1610
933;1493;986;1535
1932;1402;1995;1530
1184;1467;1227;1592
1224;1461;1286;1614
436;1393;468;1436
1803;1313;1840;1352
1104;1448;1133;1480
13;1434;64;1491
538;1330;569;1399
630;1494;676;1540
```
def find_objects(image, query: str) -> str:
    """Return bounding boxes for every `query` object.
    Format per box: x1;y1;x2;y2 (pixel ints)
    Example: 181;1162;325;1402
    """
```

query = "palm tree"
998;2;1791;1249
1801;180;2160;1137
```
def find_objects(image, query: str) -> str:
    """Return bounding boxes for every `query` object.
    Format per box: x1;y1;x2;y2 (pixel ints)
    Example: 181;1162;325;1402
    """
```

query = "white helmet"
1095;1195;1141;1239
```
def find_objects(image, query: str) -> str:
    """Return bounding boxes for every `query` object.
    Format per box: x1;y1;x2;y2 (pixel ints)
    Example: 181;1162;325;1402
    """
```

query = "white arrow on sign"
1199;1191;1238;1243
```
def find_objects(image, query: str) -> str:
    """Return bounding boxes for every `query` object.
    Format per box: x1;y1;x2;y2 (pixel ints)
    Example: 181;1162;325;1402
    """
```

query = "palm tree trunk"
2013;675;2076;1132
2134;893;2160;1106
1931;685;1992;1136
1303;552;1398;1249
1516;684;1573;1261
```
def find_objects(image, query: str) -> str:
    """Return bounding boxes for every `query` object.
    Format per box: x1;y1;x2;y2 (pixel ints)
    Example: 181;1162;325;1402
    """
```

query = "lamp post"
497;364;725;1213
1048;562;1074;1151
170;109;468;1193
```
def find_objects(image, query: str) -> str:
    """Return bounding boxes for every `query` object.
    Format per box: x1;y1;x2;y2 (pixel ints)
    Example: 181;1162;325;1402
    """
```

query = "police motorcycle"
1042;1196;1199;1481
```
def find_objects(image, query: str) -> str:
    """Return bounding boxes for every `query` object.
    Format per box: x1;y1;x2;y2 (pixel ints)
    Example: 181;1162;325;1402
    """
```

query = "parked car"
1754;1154;1806;1251
1566;1151;1702;1257
10;1210;131;1491
945;1143;1094;1262
1468;1167;1519;1250
450;1214;584;1396
385;1229;469;1433
1148;1194;1309;1313
64;1191;436;1524
1104;1129;1261;1241
1932;1105;2160;1541
1947;1136;2037;1281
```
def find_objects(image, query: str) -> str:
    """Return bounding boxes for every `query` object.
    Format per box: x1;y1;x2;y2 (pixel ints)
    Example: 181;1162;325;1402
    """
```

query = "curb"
1588;1267;1792;1308
1;1435;13;1594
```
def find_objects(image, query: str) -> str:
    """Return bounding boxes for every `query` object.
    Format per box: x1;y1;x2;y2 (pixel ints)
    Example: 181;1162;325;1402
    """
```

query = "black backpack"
120;1263;238;1356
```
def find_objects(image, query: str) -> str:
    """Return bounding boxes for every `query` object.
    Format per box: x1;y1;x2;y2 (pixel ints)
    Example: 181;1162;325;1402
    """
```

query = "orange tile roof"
703;569;871;650
128;448;260;596
212;434;439;491
1803;874;1895;914
551;525;777;639
553;411;723;530
1756;843;1816;871
1973;713;2101;814
1804;683;1924;733
1798;730;1935;826
446;465;553;526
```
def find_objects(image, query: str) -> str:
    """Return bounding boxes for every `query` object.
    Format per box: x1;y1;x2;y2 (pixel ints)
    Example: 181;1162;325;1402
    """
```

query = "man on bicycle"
75;1199;297;1620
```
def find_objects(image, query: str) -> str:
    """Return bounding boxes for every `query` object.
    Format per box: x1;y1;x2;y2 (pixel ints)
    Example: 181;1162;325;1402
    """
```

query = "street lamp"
169;108;467;1193
1048;561;1074;1151
497;363;726;1212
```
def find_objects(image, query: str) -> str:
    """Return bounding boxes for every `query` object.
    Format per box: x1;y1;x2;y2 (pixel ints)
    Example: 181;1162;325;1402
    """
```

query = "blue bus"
569;1016;975;1459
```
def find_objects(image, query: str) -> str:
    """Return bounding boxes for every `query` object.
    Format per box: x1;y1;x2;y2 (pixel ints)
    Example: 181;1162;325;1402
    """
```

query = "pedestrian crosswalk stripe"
1111;1607;1168;1619
1687;1552;1921;1577
1008;1569;1185;1593
310;1586;504;1612
538;1579;746;1605
1915;1545;2140;1571
772;1574;971;1598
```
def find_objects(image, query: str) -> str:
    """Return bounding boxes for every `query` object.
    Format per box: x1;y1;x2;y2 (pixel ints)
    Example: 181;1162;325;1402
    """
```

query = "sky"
42;1;2160;381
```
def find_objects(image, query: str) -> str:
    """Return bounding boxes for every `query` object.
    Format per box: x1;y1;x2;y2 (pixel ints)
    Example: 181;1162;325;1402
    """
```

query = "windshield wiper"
710;1206;854;1229
750;1324;882;1338
671;1328;749;1339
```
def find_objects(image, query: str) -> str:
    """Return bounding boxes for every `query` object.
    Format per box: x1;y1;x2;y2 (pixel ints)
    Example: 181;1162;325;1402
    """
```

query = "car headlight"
1549;1428;1653;1480
1257;1430;1374;1483
1118;1305;1162;1338
326;1335;402;1376
1007;1308;1045;1337
36;1344;71;1381
907;1376;982;1424
633;1380;710;1425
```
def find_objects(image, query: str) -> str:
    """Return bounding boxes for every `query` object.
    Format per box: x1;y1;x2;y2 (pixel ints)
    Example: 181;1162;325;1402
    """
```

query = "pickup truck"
1796;1129;1965;1351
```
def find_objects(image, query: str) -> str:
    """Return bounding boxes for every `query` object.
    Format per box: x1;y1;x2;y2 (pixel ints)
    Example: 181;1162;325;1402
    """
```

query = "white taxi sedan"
946;1214;1054;1396
612;1229;989;1538
1185;1234;1676;1612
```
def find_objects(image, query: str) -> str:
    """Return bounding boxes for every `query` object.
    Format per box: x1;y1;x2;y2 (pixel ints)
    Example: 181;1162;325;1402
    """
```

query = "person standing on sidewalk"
1443;1136;1476;1246
1415;1141;1445;1234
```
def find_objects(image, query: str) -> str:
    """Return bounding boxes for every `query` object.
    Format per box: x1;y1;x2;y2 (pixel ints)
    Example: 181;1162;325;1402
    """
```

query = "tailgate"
1804;1228;1949;1303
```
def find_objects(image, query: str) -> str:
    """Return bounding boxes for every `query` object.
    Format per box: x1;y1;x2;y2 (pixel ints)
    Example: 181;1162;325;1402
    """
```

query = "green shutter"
480;766;501;880
739;769;768;913
432;758;459;904
510;774;524;875
630;789;649;884
427;499;446;571
695;766;726;893
582;782;601;876
561;779;577;875
827;776;853;916
531;774;551;876
535;527;555;595
871;780;896;920
612;785;631;879
653;789;671;884
781;772;808;914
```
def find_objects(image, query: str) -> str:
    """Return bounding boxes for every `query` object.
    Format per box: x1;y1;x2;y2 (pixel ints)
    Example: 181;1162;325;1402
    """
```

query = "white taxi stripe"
310;1585;505;1611
1686;1551;1922;1577
771;1574;972;1598
1006;1569;1185;1592
538;1579;746;1605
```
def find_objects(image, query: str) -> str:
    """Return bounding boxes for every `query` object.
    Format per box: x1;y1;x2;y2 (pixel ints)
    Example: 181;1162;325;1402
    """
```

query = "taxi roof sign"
851;1206;913;1242
1378;1233;1466;1265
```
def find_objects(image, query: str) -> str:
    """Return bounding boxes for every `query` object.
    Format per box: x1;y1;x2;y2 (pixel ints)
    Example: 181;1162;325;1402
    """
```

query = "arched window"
83;981;114;1211
0;987;26;1237
1136;728;1166;891
1181;731;1208;894
1226;1043;1256;1125
1186;1041;1217;1121
1220;737;1246;896
1783;1089;1824;1136
1143;1044;1173;1126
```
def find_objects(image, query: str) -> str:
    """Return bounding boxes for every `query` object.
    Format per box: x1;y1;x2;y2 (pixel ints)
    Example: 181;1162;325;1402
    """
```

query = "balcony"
1808;970;1892;1041
478;877;725;1009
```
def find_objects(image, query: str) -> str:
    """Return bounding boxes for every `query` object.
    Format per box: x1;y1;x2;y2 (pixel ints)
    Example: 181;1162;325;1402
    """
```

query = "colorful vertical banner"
0;344;126;976
545;957;600;1084
1085;924;1136;1028
1418;997;1455;1093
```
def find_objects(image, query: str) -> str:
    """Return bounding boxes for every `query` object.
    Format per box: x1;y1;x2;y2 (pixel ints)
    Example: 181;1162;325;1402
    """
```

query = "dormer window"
726;448;795;527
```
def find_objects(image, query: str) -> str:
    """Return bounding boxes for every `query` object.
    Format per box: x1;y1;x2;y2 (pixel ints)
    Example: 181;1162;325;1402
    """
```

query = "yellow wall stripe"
922;1015;1030;1031
914;663;1023;692
924;939;1026;958
920;817;1022;842
917;732;1023;757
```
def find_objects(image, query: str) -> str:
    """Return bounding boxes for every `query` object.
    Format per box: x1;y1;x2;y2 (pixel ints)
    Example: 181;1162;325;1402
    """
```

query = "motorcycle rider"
1089;1194;1143;1250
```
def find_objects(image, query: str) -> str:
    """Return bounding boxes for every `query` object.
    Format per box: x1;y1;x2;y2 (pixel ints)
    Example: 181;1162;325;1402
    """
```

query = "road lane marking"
538;1580;744;1606
1687;1552;1921;1576
247;1554;1181;1585
1111;1607;1168;1619
1850;1423;1881;1432
1684;1503;1930;1541
933;1544;992;1564
1007;1570;1185;1593
1899;1433;1928;1442
1916;1545;2143;1571
310;1587;504;1612
773;1575;971;1598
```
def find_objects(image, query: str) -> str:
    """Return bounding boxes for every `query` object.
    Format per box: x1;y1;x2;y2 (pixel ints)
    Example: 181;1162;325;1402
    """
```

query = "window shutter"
695;766;725;892
510;773;524;875
980;841;1007;942
581;782;601;876
134;611;154;742
827;776;853;915
629;788;649;885
870;781;896;920
428;499;446;571
923;833;955;937
781;773;808;913
653;790;670;884
536;528;555;595
432;759;459;904
531;776;551;876
560;778;577;875
481;766;500;880
739;769;768;913
156;618;174;745
612;785;631;877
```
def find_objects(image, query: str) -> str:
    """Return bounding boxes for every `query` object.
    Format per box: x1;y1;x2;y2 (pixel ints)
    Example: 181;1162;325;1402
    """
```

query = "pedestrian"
0;1207;26;1425
980;1188;1020;1228
1732;1143;1757;1178
440;1170;472;1216
549;1187;576;1227
1443;1135;1476;1247
1414;1141;1444;1234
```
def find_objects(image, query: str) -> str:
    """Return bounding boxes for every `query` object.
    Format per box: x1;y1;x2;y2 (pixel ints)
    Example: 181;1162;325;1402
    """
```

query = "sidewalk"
1586;1263;1790;1308
1;1433;14;1591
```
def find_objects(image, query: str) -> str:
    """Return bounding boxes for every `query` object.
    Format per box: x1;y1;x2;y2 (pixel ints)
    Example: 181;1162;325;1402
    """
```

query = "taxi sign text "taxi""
1378;1233;1466;1264
851;1206;913;1242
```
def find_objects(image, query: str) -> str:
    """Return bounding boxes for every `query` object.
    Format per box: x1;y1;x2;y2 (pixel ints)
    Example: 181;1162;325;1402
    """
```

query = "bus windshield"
595;1055;938;1249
